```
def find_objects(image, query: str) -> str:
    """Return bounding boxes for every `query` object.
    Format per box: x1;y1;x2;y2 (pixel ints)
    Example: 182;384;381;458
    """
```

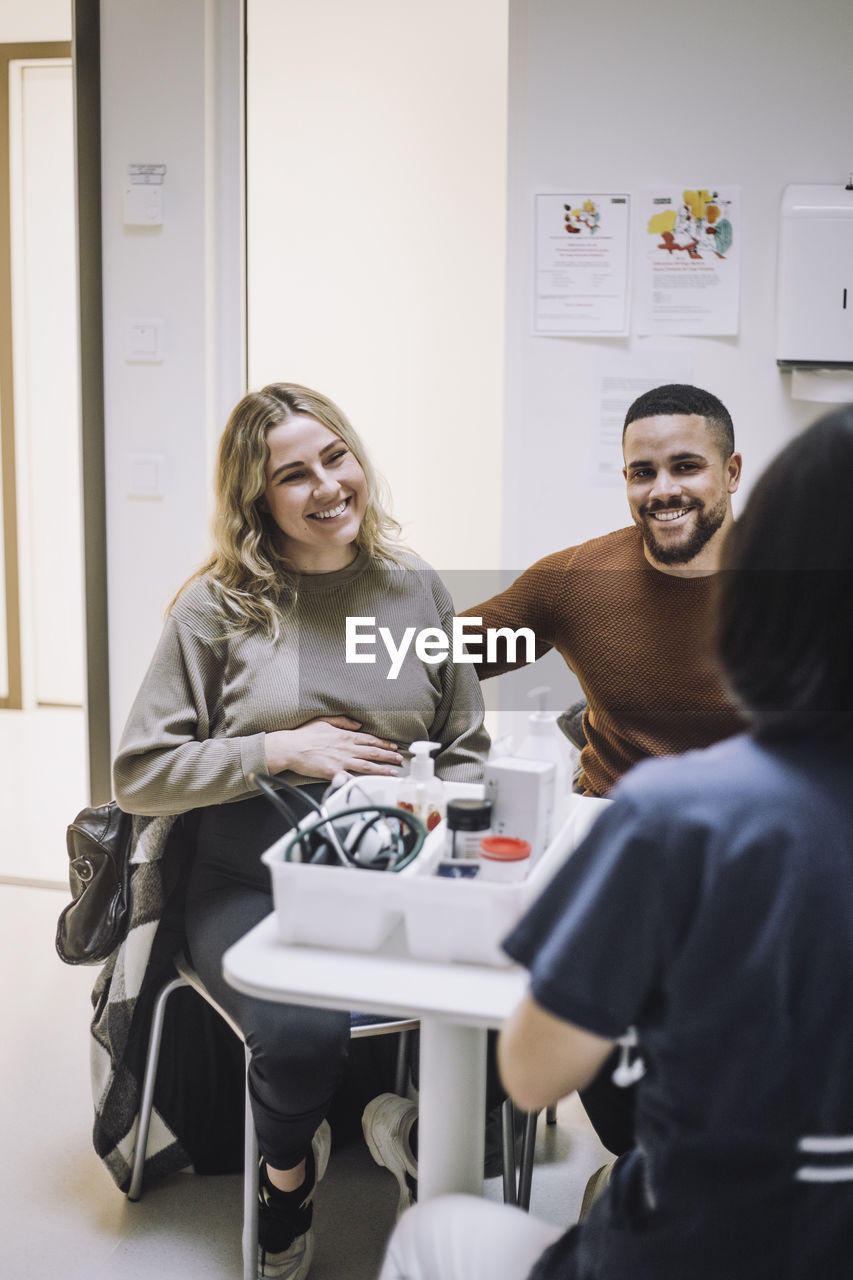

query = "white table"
222;913;528;1200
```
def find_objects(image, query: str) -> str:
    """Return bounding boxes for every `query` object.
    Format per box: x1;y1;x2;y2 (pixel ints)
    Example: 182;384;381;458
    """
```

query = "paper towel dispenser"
776;183;853;369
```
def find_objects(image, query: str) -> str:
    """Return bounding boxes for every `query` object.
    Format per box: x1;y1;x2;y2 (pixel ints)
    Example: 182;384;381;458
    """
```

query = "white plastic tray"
262;777;609;966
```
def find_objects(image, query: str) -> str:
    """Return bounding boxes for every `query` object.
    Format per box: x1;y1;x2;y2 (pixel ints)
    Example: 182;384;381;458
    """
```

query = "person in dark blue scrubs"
379;404;853;1280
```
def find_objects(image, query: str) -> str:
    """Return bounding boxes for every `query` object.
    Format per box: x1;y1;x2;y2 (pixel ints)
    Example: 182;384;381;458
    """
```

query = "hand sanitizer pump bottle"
515;687;574;828
399;741;445;832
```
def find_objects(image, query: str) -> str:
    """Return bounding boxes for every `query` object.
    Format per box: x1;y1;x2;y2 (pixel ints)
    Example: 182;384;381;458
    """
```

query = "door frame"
0;27;112;805
0;42;72;711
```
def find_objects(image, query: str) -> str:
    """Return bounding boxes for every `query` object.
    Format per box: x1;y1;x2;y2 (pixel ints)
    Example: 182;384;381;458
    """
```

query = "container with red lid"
477;836;531;882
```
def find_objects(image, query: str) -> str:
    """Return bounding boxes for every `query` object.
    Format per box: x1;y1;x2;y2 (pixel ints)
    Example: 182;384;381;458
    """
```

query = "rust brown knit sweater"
462;526;745;797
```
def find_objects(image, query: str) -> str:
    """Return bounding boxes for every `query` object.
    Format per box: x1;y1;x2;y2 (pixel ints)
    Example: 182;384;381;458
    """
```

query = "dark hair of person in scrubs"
717;402;853;744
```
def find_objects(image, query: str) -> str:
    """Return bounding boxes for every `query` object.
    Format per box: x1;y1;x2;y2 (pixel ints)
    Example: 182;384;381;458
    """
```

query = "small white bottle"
477;836;531;882
514;686;575;835
398;741;445;832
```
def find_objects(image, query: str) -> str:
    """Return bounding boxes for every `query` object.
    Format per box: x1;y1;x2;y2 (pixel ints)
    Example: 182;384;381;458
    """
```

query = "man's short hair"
716;404;853;744
622;384;735;458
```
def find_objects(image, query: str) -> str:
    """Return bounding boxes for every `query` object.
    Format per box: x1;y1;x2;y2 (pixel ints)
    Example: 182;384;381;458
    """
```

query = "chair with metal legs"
127;953;417;1280
128;956;551;1278
502;1101;558;1210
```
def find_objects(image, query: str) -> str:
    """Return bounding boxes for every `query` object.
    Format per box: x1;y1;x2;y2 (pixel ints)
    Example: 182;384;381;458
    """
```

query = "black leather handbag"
55;801;133;965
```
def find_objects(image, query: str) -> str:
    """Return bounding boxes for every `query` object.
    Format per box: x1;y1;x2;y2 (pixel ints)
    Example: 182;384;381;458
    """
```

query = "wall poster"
637;186;740;336
534;193;630;336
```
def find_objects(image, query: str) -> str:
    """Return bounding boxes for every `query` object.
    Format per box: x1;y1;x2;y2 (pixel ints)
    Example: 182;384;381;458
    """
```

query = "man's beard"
639;494;727;566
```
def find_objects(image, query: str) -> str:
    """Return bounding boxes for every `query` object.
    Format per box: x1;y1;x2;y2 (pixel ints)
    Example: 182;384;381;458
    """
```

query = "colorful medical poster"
637;187;740;336
534;193;630;335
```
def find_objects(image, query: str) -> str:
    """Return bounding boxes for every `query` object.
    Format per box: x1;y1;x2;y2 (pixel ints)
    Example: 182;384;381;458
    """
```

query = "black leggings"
184;791;352;1170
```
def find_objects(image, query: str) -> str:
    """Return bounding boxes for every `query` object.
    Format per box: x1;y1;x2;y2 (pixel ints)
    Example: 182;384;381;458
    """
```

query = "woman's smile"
307;497;350;521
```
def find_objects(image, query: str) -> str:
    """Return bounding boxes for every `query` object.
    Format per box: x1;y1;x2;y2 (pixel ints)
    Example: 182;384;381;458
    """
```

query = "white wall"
247;0;508;575
99;0;244;746
504;0;853;568
98;0;853;746
0;0;70;42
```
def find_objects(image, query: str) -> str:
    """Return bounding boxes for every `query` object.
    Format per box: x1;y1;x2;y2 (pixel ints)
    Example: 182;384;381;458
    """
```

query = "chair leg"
242;1046;258;1280
546;1104;557;1126
393;1029;410;1097
501;1097;518;1205
127;976;188;1202
126;977;185;1198
517;1110;538;1211
132;964;262;1274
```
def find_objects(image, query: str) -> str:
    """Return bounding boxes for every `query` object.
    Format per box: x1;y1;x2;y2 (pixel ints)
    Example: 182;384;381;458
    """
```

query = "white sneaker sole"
258;1227;314;1280
361;1093;417;1218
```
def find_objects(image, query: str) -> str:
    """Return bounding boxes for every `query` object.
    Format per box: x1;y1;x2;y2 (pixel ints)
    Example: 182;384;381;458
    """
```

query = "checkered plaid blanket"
88;813;192;1191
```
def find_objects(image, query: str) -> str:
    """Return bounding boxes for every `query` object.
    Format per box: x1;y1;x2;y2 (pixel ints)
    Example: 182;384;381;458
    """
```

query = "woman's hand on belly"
264;716;404;780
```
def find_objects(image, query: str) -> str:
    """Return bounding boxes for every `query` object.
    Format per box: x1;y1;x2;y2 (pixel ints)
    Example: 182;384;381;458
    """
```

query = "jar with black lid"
445;797;493;860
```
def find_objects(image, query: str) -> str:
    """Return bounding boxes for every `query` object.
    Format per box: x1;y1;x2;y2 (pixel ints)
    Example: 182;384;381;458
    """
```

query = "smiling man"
623;398;739;572
461;384;746;800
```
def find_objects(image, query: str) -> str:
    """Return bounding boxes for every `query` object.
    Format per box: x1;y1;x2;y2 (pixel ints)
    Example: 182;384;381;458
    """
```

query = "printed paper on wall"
636;187;741;336
534;193;631;336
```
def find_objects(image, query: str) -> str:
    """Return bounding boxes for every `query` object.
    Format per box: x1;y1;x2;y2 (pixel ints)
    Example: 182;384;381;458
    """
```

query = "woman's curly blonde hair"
183;382;404;637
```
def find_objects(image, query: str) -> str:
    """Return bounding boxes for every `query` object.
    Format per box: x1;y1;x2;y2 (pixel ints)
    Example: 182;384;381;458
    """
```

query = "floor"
1;881;611;1279
0;706;611;1280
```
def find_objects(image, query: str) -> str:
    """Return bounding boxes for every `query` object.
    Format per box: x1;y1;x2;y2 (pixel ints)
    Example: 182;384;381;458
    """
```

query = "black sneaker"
257;1120;331;1280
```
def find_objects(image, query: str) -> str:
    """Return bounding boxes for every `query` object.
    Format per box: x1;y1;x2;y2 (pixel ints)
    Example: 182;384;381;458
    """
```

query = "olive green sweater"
114;551;489;815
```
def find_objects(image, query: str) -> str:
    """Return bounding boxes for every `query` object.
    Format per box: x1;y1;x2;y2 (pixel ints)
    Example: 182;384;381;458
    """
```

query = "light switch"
128;452;165;499
124;183;163;225
127;318;164;362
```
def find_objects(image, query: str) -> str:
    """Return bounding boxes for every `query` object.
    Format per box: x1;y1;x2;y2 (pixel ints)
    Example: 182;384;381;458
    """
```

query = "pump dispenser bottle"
399;741;445;831
514;687;575;829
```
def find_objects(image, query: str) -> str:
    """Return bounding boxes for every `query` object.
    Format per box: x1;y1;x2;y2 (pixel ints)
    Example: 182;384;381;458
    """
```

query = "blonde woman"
114;383;489;1280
